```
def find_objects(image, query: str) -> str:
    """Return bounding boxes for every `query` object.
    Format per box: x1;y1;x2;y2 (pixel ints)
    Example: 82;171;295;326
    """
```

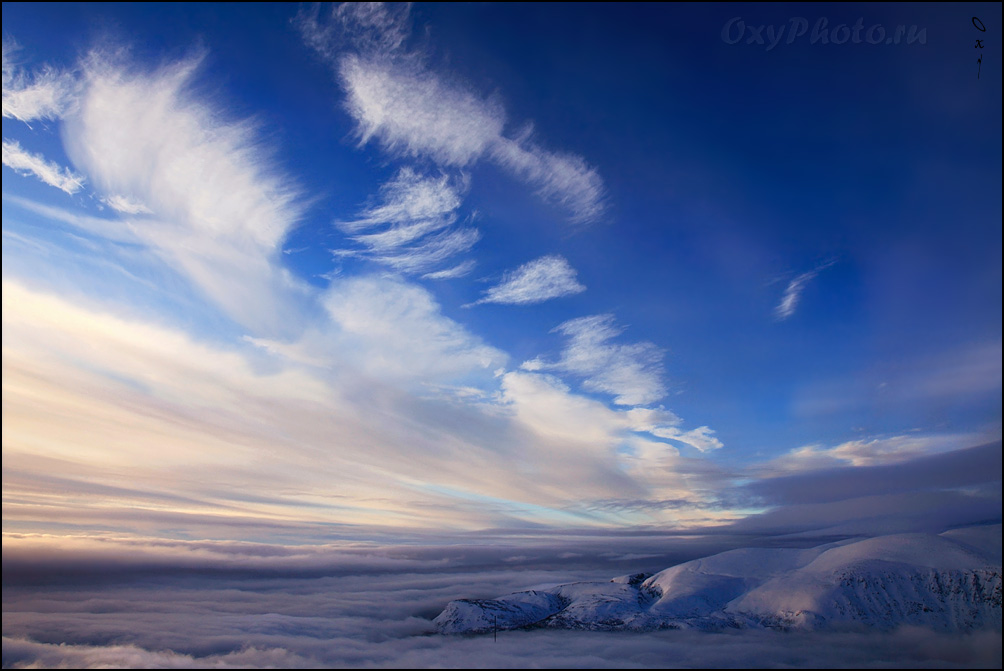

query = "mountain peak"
435;526;1002;634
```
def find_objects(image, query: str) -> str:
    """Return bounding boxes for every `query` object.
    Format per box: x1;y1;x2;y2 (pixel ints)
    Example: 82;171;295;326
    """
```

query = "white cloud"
69;54;297;248
422;260;476;280
296;1;412;62
491;135;606;225
499;370;625;447
540;314;667;406
514;316;722;453
493;368;725;512
339;169;463;235
2;38;76;123
495;370;662;501
1;37;712;530
774;271;813;320
2;278;528;532
3;193;142;244
623;405;683;430
3;262;735;533
498;371;699;464
1;139;85;194
774;261;835;320
622;407;722;453
336;168;478;275
60;52;308;334
339;55;506;167
321;274;505;384
298;5;606;224
4;277;726;531
762;432;987;475
103;194;152;214
471;255;586;306
652;425;724;453
371;227;480;274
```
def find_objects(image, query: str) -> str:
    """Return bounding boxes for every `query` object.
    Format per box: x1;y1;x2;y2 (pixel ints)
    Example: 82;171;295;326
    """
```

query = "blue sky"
2;3;1001;543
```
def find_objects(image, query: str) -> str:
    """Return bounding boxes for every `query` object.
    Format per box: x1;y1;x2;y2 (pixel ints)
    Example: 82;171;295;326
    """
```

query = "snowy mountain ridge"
435;525;1002;634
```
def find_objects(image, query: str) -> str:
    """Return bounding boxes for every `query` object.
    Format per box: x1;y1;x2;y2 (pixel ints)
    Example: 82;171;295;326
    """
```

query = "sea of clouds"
3;534;1000;669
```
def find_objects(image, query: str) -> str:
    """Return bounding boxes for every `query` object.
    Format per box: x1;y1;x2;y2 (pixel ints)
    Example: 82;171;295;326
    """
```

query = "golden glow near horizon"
3;279;746;541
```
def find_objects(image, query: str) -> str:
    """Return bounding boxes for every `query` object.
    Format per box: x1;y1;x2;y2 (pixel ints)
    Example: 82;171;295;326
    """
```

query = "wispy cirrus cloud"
370;227;478;275
0;17;744;548
2;38;76;123
651;425;724;453
296;1;412;64
3;193;141;244
1;139;85;194
491;134;607;226
622;403;723;454
422;260;477;281
470;254;585;306
297;2;606;225
320;274;505;383
60;51;309;335
518;315;722;456
335;168;478;276
760;432;991;475
526;314;667;406
338;169;464;237
338;54;506;168
2;278;526;535
299;3;504;168
774;260;836;320
492;369;728;516
102;193;152;214
514;315;723;452
1;276;724;534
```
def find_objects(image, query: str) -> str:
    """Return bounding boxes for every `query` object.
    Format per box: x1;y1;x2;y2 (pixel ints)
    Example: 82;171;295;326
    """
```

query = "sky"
1;0;1002;604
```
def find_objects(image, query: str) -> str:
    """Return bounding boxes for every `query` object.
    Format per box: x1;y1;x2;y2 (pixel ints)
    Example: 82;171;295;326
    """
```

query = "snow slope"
434;525;1002;634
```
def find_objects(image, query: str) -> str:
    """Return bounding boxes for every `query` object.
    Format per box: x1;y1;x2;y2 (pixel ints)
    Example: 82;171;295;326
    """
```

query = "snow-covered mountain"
435;525;1002;634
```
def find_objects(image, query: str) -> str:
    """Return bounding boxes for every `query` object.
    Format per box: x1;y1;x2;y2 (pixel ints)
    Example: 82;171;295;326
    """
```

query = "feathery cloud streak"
2;139;85;193
2;277;731;534
2;38;75;123
775;260;836;320
760;432;990;475
471;255;585;306
297;3;606;225
335;168;479;276
58;51;310;335
525;315;667;407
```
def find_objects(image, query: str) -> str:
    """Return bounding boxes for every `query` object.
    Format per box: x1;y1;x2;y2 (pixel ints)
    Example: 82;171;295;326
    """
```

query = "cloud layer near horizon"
3;531;1001;669
3;275;741;537
5;628;998;670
